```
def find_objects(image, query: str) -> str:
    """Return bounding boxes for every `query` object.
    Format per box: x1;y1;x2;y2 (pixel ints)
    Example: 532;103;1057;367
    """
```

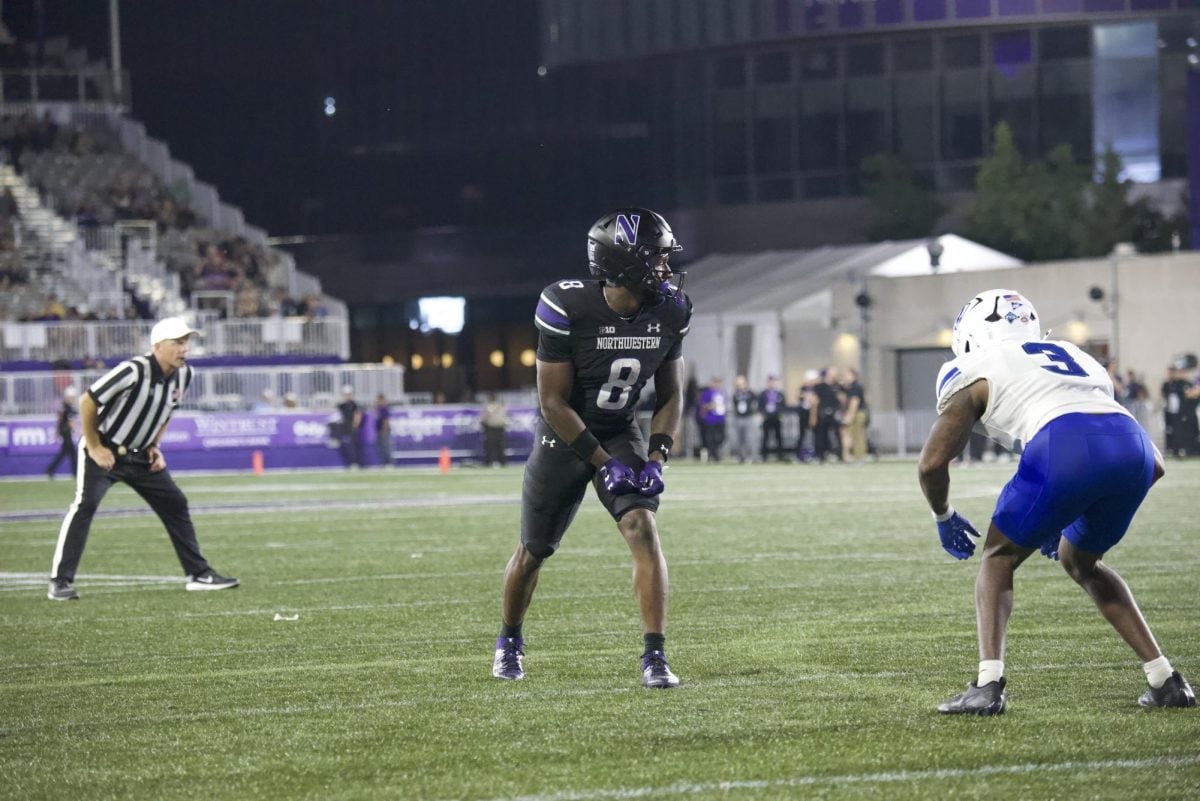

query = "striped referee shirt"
87;354;194;450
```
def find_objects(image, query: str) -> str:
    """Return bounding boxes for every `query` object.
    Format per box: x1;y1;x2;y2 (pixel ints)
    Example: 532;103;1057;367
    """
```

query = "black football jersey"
534;280;692;437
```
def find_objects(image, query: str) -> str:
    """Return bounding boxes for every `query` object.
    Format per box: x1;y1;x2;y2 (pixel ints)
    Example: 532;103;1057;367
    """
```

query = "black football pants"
50;443;209;582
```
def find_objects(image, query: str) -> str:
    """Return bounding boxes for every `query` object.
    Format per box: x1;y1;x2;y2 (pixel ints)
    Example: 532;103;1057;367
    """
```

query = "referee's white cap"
151;317;201;345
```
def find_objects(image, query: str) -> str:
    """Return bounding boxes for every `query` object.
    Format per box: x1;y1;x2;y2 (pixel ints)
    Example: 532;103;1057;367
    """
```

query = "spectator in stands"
266;287;301;317
234;284;263;317
283;392;299;409
336;386;364;468
374;394;393;468
34;296;67;321
194;244;238;292
0;186;18;218
301;294;328;319
252;389;277;413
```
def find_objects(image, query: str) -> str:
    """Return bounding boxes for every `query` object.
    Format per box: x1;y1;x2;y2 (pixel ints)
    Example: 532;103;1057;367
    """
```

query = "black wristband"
647;433;673;462
568;429;601;462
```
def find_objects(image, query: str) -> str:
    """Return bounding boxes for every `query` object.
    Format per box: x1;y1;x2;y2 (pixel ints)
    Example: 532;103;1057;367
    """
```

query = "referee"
48;317;239;600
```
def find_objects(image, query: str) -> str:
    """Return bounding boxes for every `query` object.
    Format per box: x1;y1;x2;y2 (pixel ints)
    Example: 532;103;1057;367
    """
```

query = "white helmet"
951;288;1041;357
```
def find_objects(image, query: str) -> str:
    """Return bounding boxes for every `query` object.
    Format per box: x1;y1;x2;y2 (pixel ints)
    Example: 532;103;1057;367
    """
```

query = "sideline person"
47;317;239;600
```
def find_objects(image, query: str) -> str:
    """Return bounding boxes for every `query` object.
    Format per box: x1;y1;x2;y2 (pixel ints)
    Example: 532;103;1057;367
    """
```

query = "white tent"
680;235;1021;392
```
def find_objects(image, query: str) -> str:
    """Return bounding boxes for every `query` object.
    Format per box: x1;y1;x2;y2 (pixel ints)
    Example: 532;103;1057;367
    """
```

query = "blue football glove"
1040;534;1061;561
599;457;639;496
935;508;980;560
637;460;665;498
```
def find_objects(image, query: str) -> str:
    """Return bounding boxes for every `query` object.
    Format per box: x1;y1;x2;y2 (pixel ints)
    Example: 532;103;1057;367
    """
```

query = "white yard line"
464;755;1200;801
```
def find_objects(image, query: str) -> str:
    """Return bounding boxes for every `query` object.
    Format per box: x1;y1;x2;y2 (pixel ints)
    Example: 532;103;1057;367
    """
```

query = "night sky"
3;0;544;236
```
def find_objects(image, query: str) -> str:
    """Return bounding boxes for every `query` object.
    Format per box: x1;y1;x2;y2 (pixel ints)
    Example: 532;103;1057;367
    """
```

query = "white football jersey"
935;339;1131;454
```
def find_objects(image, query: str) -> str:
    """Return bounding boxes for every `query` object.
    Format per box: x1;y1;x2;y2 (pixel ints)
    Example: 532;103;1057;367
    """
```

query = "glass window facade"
539;4;1195;208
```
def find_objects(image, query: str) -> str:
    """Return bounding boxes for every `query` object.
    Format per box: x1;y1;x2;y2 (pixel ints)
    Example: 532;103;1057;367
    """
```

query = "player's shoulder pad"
535;279;589;337
934;350;987;414
653;288;692;334
675;289;693;334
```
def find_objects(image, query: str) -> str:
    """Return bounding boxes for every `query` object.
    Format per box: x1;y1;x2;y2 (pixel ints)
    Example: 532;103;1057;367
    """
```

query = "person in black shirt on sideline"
758;374;787;462
45;386;79;478
492;208;691;689
811;367;843;464
47;317;238;600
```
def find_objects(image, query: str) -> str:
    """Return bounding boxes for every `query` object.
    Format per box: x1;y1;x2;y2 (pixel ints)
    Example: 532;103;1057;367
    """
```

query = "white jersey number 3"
597;358;641;410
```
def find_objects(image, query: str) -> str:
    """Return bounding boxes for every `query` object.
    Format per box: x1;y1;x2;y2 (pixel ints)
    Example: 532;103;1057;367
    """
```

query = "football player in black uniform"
492;208;692;688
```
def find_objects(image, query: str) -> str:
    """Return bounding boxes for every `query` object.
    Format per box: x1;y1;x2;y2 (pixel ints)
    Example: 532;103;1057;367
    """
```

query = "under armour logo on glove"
637;460;665;498
599;457;639;496
541;436;557;447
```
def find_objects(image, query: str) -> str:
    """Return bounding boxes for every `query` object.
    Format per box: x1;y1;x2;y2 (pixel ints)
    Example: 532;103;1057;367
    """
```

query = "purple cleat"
641;650;679;689
492;636;525;680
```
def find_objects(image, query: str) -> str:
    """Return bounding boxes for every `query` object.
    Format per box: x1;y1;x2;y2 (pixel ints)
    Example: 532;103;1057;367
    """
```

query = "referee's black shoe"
185;569;240;591
47;578;79;601
1138;672;1196;709
937;677;1006;716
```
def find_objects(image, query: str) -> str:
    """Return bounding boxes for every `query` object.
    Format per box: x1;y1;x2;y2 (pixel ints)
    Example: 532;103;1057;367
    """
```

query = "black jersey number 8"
597;358;641;410
1022;342;1088;377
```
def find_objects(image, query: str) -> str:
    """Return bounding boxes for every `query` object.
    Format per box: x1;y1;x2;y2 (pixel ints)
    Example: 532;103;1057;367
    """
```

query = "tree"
860;153;943;241
1076;147;1135;258
965;122;1034;259
966;123;1089;261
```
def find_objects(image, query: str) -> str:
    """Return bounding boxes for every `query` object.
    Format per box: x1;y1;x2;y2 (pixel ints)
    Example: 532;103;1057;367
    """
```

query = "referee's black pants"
50;443;209;583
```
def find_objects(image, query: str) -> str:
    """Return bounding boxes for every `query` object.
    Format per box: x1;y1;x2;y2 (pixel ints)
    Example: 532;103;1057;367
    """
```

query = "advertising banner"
0;405;539;476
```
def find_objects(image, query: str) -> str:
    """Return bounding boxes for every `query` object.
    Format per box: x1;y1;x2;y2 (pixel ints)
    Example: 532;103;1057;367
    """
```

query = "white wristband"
933;506;955;523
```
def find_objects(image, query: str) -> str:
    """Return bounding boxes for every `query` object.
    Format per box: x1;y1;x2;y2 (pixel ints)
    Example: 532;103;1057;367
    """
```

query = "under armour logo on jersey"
614;213;641;246
647;322;661;333
541;436;557;447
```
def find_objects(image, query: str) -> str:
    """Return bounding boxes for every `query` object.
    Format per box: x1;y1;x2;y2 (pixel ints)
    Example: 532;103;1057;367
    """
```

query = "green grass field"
2;460;1198;800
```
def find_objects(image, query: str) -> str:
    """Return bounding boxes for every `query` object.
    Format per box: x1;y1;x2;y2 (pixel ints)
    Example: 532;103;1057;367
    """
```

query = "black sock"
500;622;522;639
643;632;665;656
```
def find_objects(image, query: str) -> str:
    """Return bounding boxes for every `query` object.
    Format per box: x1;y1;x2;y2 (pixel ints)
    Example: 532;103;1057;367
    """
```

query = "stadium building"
538;1;1199;246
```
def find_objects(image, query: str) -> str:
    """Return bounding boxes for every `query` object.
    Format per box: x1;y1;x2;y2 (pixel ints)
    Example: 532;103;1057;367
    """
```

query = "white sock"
977;659;1004;686
1143;655;1174;688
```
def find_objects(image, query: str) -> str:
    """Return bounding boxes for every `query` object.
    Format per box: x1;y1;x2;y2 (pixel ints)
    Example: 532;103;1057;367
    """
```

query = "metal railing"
0;364;405;416
0;317;350;363
0;67;129;108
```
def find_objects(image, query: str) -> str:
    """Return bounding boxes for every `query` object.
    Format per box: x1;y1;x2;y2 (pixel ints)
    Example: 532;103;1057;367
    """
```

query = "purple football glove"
936;511;980;560
1040;534;1061;561
637;460;665;498
599;457;639;496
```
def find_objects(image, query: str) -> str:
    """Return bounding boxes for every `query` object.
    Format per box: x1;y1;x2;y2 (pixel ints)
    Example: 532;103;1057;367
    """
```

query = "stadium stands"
0;32;373;426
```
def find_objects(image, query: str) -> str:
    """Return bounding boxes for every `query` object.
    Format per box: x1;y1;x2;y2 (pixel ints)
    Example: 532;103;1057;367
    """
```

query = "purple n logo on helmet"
614;213;641;246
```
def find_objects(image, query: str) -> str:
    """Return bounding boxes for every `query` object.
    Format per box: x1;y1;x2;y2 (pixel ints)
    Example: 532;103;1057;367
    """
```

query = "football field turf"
2;460;1198;800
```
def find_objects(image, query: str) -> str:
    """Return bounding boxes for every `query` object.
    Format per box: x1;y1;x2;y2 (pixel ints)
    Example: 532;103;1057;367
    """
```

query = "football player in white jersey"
918;289;1194;715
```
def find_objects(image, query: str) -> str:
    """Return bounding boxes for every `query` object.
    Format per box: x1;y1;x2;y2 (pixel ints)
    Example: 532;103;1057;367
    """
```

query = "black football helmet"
587;208;684;300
